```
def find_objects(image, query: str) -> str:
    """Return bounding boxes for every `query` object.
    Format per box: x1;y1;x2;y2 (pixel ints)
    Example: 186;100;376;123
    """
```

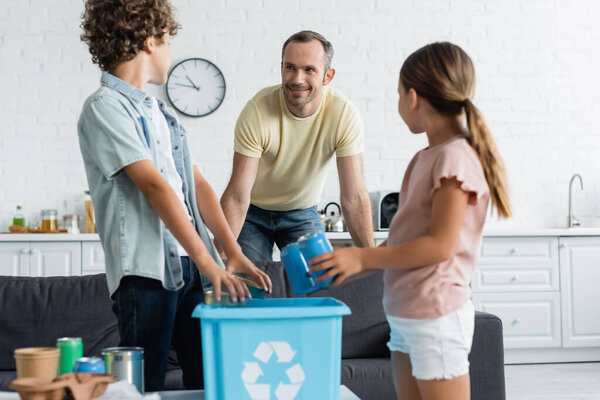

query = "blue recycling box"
192;298;351;400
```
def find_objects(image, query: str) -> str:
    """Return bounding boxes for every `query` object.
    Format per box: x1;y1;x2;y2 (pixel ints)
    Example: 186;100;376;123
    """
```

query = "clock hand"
175;83;199;89
185;75;200;91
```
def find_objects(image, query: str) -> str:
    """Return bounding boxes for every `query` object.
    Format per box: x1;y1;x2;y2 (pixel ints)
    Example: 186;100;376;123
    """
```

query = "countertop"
481;227;600;236
0;233;101;241
2;227;600;241
327;228;600;240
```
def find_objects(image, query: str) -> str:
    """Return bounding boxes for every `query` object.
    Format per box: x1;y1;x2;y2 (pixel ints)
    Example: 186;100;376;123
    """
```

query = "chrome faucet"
568;173;583;228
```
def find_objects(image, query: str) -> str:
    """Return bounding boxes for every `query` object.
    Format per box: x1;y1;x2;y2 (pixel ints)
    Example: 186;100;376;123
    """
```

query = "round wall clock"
166;58;226;117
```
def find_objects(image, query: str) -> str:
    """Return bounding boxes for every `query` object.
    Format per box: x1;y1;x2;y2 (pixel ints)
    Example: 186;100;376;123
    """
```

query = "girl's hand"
201;261;250;302
225;252;273;293
309;247;365;287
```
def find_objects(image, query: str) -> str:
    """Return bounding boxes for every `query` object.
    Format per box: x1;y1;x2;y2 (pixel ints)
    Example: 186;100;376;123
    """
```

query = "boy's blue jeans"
238;204;324;262
112;257;204;391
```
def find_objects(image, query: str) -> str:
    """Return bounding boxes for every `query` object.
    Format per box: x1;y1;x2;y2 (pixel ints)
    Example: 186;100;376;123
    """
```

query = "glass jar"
40;209;59;232
63;214;80;234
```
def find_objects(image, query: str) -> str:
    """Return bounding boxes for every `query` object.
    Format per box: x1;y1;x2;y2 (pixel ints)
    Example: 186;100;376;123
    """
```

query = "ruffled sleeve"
430;141;489;205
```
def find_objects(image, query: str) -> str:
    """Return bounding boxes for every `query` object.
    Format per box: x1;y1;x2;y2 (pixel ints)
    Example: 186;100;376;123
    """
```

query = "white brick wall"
1;0;599;231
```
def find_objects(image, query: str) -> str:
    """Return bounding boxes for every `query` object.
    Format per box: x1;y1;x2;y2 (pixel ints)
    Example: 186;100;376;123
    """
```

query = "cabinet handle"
510;275;519;282
20;248;29;254
29;249;38;255
560;243;568;249
512;318;521;325
509;248;518;254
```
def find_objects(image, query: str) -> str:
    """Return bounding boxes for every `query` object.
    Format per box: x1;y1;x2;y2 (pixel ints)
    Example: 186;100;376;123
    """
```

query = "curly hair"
80;0;181;71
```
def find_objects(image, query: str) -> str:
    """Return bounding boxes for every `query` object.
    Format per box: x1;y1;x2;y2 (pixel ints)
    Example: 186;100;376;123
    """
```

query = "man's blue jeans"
238;204;324;262
112;257;204;391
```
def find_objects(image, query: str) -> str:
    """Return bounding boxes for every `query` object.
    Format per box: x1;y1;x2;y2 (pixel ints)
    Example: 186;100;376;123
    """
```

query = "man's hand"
225;252;273;293
308;247;365;287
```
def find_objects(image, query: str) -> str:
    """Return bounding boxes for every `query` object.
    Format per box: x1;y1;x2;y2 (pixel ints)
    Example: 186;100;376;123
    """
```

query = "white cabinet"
0;242;29;275
473;292;561;349
82;242;105;275
473;234;600;363
0;241;81;276
473;236;559;292
30;242;81;277
559;237;600;348
472;236;562;353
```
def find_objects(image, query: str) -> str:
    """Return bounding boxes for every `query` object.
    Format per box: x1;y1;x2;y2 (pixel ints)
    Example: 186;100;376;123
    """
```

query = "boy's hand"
200;259;250;302
308;247;365;287
225;252;273;293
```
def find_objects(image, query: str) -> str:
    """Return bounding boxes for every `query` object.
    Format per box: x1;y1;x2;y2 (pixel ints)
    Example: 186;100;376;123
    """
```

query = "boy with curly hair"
78;0;271;391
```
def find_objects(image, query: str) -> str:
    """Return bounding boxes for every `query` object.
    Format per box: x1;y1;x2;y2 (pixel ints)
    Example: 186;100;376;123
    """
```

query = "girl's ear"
408;88;419;110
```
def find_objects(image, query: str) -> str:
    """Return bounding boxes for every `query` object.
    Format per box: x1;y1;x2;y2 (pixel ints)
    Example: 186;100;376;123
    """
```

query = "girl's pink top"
383;135;490;318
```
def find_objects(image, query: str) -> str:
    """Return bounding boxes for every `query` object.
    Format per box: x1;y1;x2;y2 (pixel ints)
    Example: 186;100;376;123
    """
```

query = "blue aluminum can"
297;230;335;289
73;356;106;374
281;242;319;295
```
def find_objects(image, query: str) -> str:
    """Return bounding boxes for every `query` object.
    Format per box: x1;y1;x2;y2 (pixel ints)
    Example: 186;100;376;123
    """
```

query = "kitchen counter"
326;228;600;240
482;228;600;236
326;231;389;240
0;233;100;241
2;228;600;242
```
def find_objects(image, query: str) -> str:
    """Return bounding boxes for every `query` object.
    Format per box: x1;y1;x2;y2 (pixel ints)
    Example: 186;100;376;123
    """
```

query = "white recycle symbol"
241;341;306;400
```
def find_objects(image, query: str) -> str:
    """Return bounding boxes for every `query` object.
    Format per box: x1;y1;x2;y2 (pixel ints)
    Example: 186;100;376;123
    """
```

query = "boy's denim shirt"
77;72;224;296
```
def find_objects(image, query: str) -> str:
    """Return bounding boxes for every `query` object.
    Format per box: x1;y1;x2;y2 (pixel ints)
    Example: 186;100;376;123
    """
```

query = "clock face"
166;58;226;117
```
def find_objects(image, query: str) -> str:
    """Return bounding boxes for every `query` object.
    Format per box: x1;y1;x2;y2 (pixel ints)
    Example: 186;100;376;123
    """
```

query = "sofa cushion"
341;358;395;400
0;274;119;370
255;262;390;360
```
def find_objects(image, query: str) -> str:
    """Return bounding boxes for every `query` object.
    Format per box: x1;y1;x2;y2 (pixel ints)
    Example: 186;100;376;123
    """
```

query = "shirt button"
174;146;179;150
170;252;175;257
170;121;175;126
157;140;160;144
160;168;164;173
145;97;150;101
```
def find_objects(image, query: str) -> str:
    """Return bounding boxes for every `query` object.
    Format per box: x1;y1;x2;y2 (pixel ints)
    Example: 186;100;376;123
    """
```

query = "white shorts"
386;300;475;380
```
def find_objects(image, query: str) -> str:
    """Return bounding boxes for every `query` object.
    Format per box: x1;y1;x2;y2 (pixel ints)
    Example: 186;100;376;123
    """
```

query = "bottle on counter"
13;206;25;227
84;190;97;233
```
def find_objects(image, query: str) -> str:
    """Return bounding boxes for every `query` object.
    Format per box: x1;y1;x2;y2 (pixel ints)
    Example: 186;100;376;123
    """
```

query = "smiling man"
220;30;374;262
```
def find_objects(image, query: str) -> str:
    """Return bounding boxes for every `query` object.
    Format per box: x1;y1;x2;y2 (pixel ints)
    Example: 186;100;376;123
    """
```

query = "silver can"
102;347;144;393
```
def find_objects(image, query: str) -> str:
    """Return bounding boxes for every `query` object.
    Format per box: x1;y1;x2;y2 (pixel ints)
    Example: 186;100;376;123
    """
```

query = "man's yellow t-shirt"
234;84;364;211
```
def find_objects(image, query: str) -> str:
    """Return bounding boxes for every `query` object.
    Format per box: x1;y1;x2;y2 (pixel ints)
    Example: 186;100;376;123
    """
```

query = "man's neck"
284;90;324;118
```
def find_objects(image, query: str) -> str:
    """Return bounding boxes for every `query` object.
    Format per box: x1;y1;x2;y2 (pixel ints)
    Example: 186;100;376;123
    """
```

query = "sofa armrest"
470;311;506;400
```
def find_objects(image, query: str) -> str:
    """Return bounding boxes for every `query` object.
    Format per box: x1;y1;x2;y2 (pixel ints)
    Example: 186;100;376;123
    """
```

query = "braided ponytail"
463;99;511;218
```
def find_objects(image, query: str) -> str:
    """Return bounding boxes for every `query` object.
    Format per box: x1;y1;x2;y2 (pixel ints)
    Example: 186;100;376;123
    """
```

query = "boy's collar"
101;72;150;103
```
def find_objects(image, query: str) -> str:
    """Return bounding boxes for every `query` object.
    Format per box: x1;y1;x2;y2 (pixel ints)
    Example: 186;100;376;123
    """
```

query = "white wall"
1;0;599;231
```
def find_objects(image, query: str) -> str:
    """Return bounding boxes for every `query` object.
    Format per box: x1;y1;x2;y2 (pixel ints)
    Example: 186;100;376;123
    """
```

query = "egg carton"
9;372;116;400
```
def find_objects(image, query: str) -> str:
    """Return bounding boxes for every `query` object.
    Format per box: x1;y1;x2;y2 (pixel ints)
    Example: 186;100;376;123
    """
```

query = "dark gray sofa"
0;262;505;399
